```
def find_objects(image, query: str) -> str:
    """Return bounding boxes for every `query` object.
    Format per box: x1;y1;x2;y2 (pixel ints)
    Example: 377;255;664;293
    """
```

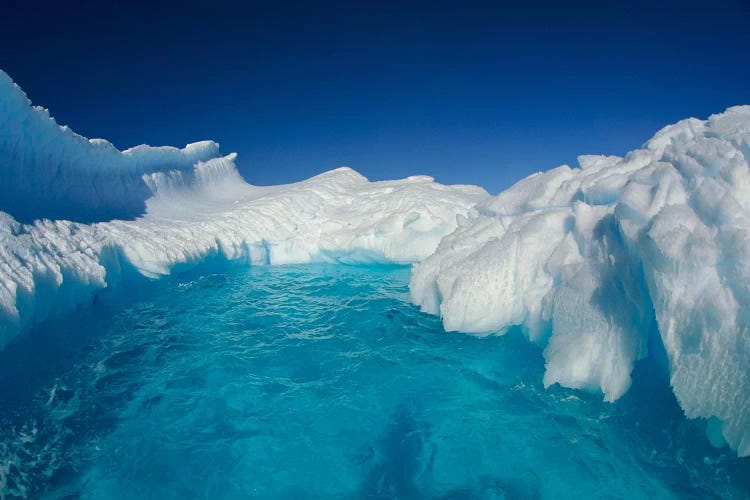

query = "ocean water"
0;264;747;499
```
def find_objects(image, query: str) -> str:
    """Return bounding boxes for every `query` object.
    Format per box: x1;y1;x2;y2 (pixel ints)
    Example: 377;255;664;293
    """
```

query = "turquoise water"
0;264;747;498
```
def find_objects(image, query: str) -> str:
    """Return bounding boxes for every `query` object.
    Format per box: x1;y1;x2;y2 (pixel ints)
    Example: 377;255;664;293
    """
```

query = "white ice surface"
2;69;750;456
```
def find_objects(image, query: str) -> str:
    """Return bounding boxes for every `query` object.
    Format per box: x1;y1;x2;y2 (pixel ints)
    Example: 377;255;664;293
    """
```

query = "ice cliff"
1;69;749;456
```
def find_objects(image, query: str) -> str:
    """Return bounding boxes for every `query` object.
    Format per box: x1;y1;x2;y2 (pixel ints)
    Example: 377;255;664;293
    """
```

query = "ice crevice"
1;69;750;456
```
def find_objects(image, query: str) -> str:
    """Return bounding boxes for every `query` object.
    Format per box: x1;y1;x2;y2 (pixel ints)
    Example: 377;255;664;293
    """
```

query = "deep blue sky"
2;1;749;193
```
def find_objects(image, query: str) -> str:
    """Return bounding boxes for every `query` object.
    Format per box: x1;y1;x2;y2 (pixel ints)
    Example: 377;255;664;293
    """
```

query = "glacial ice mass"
1;69;749;456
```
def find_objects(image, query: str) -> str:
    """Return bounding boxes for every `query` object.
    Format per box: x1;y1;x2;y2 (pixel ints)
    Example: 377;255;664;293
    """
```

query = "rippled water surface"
0;264;747;498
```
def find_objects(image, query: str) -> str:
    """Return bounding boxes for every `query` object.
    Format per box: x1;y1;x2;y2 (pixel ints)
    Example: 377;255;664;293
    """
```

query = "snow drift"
1;68;749;456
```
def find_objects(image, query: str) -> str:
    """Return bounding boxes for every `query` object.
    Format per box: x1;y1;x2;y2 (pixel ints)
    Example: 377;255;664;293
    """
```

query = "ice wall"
410;105;750;456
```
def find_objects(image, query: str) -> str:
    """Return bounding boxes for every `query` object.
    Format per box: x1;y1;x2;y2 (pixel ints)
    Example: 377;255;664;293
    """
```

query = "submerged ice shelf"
1;68;749;457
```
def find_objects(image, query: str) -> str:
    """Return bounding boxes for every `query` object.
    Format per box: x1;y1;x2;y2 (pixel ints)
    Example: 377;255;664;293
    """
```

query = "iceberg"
0;70;488;347
1;68;749;457
411;105;750;456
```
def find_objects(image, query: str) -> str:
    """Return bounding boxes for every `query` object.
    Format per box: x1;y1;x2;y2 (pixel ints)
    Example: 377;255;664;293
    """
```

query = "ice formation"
411;105;750;456
1;68;749;456
0;70;487;348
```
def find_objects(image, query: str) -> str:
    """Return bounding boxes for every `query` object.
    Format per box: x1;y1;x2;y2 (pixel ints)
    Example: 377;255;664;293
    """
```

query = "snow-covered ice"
1;68;749;456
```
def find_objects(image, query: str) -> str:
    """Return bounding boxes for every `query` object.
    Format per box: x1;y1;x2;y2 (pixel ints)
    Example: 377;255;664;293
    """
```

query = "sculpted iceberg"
411;105;750;456
0;70;488;346
1;68;749;457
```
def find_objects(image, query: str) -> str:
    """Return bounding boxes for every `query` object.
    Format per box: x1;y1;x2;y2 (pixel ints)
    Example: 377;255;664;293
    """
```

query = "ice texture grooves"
410;105;750;456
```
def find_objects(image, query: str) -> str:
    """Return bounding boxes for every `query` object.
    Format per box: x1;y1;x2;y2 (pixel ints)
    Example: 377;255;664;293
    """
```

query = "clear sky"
2;0;749;193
